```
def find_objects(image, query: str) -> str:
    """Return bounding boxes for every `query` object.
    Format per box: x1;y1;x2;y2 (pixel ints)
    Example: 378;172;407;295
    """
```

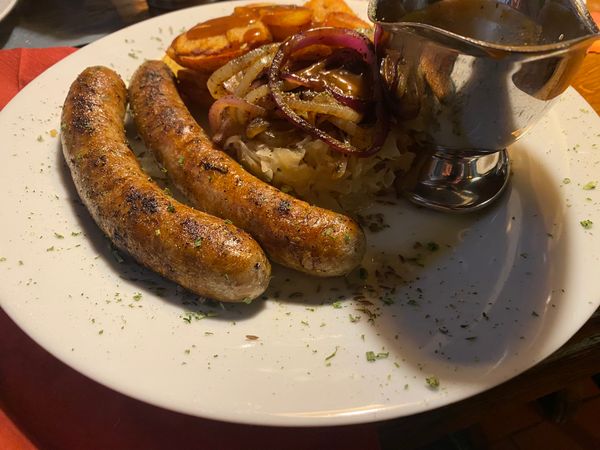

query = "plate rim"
0;0;18;22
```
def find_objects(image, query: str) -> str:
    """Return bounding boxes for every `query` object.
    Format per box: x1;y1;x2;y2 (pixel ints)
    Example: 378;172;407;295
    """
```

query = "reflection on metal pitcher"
369;0;600;212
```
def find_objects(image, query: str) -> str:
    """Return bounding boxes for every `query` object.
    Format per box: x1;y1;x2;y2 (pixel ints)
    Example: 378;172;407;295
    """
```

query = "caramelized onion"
283;92;362;122
281;47;372;112
268;27;388;157
208;95;266;142
245;84;272;104
280;71;369;113
208;44;279;99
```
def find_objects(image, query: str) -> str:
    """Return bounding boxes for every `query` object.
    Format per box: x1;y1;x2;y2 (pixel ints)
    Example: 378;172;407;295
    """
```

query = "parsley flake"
366;351;389;362
322;227;334;237
349;314;360;323
111;248;124;263
181;310;218;323
583;181;597;190
325;346;338;362
426;242;439;251
580;219;593;229
425;375;440;389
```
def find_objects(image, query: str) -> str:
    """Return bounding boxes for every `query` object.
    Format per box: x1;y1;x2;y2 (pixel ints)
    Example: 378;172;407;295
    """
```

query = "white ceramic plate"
1;0;599;427
0;0;17;21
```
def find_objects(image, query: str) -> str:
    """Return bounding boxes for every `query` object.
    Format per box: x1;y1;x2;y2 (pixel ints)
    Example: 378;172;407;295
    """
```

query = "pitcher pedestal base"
400;148;511;213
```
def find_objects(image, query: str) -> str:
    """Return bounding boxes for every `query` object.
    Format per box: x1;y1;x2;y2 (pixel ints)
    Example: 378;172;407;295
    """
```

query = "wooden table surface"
576;1;600;113
572;53;600;113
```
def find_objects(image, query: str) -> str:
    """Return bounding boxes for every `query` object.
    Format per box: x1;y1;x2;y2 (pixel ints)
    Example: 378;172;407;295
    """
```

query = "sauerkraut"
225;133;407;211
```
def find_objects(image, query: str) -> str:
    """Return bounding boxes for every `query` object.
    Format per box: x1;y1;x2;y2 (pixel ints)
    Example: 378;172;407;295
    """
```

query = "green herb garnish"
322;227;334;237
325;347;338;362
425;375;440;389
426;242;439;251
366;351;389;362
583;181;597;190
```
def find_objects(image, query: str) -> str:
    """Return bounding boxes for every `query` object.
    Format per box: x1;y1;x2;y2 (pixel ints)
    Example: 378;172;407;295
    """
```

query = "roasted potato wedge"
167;15;272;73
261;5;313;40
167;0;368;74
234;4;313;40
304;0;356;24
321;11;371;29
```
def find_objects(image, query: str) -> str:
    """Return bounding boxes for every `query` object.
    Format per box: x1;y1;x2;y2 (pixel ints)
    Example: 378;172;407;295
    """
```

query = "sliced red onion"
280;46;374;113
208;95;266;137
282;71;371;113
268;27;389;157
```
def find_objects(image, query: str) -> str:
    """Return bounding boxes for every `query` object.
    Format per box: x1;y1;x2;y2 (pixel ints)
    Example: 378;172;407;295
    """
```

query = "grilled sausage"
129;60;366;277
61;66;271;302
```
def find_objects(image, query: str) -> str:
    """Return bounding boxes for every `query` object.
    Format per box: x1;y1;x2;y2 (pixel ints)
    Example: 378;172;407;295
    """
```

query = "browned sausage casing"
61;66;271;302
129;60;366;276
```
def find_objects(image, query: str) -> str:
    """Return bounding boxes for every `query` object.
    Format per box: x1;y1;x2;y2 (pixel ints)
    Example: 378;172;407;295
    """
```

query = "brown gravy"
399;0;543;46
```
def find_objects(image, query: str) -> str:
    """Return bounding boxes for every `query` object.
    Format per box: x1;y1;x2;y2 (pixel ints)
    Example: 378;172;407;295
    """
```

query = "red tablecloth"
0;48;380;450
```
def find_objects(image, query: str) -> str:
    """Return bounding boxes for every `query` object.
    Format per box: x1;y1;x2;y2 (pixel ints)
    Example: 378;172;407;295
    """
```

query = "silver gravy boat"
369;0;600;212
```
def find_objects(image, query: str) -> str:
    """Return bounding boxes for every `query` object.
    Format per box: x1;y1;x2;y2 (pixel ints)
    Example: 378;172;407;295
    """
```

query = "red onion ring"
208;95;266;140
268;27;389;157
280;71;369;112
283;47;373;111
